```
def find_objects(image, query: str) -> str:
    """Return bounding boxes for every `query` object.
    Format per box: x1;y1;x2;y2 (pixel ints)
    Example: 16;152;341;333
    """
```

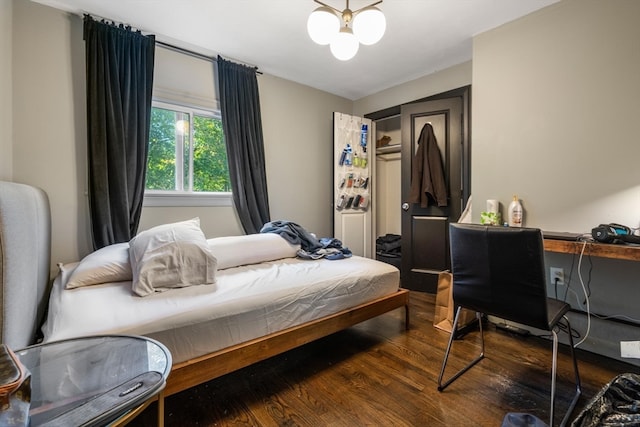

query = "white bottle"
508;195;523;227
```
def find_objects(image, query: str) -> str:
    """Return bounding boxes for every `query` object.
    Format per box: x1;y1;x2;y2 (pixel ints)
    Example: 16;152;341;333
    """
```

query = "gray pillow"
129;218;217;297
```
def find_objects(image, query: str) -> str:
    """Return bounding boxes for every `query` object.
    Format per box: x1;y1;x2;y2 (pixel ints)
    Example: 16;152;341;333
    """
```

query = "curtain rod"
81;14;261;74
156;40;262;75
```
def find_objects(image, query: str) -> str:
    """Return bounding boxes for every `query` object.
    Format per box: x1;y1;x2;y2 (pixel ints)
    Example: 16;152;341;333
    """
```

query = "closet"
331;112;401;261
373;115;402;268
333;86;470;293
367;86;471;293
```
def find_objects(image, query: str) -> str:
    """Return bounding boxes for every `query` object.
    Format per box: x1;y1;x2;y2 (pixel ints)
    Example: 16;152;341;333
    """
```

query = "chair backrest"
449;223;551;331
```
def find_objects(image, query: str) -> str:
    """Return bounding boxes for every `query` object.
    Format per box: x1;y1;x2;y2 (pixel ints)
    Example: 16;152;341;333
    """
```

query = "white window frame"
143;100;232;207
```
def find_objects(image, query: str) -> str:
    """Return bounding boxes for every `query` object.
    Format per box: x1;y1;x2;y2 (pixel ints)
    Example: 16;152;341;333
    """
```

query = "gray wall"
12;0;89;270
472;0;640;232
472;0;640;364
0;0;12;181
10;0;351;271
353;61;472;117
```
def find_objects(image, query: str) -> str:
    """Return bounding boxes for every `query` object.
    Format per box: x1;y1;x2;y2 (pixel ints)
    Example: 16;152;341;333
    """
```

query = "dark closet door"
400;87;470;293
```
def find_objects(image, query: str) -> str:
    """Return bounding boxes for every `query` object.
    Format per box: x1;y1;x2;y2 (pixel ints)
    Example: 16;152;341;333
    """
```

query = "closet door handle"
402;203;410;211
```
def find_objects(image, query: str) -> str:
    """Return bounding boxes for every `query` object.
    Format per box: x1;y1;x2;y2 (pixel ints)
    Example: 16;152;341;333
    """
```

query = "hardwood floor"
131;291;639;426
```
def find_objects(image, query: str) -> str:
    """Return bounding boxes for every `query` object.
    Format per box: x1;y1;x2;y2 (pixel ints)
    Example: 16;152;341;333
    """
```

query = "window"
144;102;231;206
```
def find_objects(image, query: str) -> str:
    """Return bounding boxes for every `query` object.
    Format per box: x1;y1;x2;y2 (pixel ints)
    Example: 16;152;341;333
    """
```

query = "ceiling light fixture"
307;0;386;61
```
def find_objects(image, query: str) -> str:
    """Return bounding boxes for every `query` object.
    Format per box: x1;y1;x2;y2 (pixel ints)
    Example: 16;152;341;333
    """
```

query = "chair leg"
554;316;581;427
550;329;559;425
437;307;484;391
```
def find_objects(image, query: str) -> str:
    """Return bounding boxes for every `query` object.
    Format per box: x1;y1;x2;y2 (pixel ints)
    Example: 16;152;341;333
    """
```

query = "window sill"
143;192;233;207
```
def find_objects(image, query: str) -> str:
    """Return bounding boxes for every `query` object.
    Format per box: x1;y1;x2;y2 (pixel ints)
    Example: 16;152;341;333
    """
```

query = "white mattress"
42;256;399;363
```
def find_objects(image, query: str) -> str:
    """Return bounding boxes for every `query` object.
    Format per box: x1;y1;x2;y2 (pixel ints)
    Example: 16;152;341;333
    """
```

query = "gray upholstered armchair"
0;181;51;348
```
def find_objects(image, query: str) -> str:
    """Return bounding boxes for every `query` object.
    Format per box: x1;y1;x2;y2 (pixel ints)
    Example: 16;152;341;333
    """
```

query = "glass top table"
17;335;172;426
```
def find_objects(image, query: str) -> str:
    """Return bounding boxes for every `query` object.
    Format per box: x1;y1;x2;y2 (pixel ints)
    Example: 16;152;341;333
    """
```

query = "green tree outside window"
146;105;230;193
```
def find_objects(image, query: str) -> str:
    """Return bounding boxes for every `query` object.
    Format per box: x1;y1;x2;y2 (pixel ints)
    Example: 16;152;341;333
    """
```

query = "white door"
333;112;375;258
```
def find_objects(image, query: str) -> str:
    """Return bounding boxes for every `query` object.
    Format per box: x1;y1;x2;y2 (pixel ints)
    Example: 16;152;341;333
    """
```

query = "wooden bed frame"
0;180;410;424
118;289;409;426
114;289;409;427
165;288;410;396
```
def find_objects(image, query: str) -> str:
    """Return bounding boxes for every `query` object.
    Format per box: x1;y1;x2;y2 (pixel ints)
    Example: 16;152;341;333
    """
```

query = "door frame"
366;86;471;292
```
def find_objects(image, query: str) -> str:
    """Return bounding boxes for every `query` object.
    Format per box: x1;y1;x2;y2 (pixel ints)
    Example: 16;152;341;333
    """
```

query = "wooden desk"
543;238;640;262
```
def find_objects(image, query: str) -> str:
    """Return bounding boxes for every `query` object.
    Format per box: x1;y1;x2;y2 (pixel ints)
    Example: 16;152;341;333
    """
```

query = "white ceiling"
32;0;559;100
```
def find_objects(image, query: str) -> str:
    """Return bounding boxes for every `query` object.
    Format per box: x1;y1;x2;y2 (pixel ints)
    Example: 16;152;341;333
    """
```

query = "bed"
0;180;409;406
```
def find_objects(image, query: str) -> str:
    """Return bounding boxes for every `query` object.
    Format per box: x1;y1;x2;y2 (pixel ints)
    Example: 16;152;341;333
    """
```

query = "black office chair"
438;223;581;427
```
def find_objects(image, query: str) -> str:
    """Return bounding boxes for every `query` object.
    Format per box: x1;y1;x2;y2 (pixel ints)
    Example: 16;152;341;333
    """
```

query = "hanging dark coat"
408;123;448;207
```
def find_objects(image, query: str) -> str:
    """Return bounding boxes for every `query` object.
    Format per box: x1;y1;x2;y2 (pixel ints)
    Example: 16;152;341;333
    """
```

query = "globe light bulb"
352;6;386;45
330;27;359;61
307;6;340;45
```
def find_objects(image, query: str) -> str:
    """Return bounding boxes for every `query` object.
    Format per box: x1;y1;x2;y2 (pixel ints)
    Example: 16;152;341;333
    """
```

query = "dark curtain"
84;15;155;249
217;56;271;234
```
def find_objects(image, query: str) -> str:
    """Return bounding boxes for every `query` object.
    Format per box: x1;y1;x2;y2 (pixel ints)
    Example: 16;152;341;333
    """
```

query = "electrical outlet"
550;267;564;286
621;341;640;358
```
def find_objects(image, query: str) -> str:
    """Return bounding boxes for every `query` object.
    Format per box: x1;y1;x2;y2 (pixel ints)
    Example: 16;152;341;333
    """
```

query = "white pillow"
207;233;300;270
65;243;132;289
57;261;79;288
129;218;217;297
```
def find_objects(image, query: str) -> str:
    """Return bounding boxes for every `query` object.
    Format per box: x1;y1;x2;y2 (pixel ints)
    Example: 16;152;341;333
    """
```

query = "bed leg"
404;303;410;330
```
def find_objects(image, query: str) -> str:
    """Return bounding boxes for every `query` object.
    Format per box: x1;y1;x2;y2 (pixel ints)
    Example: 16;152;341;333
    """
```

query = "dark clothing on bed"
260;221;351;260
298;237;352;260
260;220;323;251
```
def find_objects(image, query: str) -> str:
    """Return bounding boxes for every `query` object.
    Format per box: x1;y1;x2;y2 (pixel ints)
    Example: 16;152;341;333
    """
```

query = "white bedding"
42;256;399;363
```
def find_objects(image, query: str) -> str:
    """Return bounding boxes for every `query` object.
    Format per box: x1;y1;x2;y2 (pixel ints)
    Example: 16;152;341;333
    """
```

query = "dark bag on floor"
376;234;401;254
571;372;640;427
0;344;31;427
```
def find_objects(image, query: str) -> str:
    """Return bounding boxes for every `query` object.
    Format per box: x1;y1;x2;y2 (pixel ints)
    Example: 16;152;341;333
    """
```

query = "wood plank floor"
131;291;639;426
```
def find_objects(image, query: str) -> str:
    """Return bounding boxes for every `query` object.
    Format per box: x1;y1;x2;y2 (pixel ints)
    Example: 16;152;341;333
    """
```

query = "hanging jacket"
408;123;448;207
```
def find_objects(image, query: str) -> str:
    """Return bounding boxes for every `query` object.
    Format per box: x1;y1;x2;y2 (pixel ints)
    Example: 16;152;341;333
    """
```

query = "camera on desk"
591;223;640;244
